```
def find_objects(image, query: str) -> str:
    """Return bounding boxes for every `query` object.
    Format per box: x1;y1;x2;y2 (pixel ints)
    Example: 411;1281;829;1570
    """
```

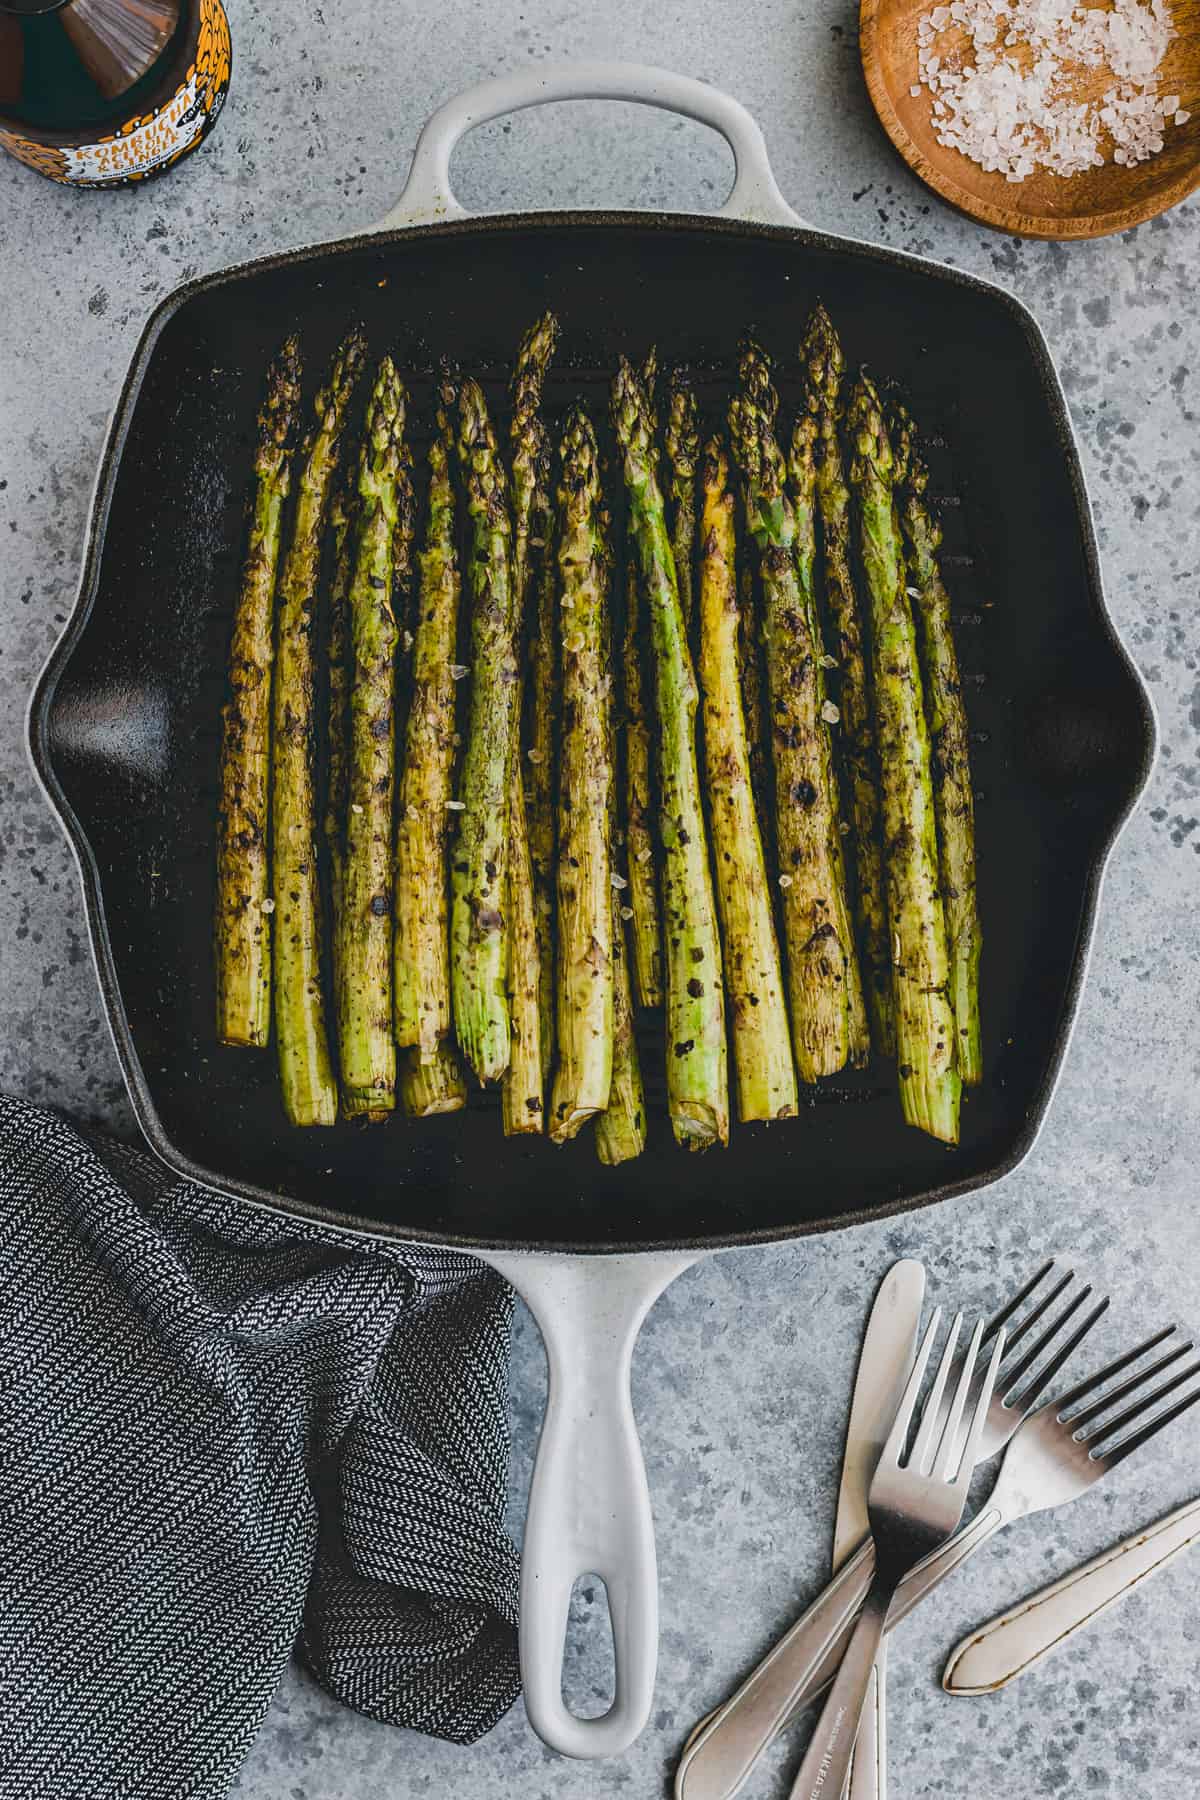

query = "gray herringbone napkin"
0;1095;520;1800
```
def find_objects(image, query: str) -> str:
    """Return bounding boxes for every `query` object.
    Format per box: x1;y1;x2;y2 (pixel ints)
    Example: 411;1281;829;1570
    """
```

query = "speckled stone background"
2;3;1199;1795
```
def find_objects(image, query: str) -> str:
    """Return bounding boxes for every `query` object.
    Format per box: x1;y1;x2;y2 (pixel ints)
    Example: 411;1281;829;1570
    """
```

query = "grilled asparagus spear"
847;375;960;1143
598;597;647;1164
890;401;981;1087
390;442;418;724
664;368;700;630
504;312;558;1132
322;462;356;1006
336;357;407;1121
526;477;559;1076
698;438;797;1123
801;304;893;1057
215;336;302;1049
549;407;614;1143
788;409;870;1068
738;554;770;816
271;328;365;1126
620;350;666;1010
613;357;729;1150
399;1042;467;1117
393;389;461;1062
451;379;519;1085
595;893;647;1164
503;772;545;1133
729;342;856;1083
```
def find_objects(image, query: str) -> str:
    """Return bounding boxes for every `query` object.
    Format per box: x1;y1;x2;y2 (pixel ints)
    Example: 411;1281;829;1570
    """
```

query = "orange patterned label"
0;0;231;186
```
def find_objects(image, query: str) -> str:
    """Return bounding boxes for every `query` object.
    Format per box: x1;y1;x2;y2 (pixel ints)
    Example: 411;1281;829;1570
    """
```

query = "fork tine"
982;1260;1059;1353
1053;1326;1178;1415
913;1312;963;1473
883;1307;943;1463
1009;1296;1111;1411
952;1328;1006;1484
1083;1358;1200;1453
999;1285;1095;1398
1095;1381;1200;1470
937;1318;985;1479
997;1268;1075;1361
1066;1340;1194;1433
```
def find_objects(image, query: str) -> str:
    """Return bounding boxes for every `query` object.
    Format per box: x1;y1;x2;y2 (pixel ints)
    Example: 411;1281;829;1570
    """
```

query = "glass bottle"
0;0;230;186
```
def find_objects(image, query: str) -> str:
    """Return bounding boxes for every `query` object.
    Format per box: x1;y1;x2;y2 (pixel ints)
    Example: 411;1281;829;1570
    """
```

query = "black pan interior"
31;213;1154;1251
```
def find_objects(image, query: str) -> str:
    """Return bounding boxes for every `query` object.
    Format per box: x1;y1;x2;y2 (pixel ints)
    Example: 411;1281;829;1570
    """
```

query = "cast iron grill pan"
33;214;1153;1251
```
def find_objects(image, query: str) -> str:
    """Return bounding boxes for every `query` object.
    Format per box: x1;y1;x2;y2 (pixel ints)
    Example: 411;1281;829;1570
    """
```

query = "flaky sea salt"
912;0;1186;181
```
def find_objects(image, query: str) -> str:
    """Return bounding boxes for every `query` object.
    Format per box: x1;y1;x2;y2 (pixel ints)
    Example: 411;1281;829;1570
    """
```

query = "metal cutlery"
676;1260;1107;1800
846;1259;1104;1800
831;1261;927;1800
689;1321;1200;1800
787;1309;1003;1800
942;1490;1200;1696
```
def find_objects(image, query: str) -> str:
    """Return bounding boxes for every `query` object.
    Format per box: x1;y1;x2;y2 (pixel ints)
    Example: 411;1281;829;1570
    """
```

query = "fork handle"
675;1540;876;1800
942;1495;1200;1695
845;1646;886;1800
675;1509;1011;1800
786;1578;892;1800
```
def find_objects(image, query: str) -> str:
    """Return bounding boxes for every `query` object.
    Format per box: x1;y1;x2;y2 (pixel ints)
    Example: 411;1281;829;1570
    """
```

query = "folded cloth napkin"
0;1094;521;1800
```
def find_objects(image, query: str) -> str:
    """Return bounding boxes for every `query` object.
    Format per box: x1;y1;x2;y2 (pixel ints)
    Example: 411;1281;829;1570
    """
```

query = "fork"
786;1309;1003;1800
677;1260;1108;1800
730;1324;1200;1774
845;1261;1105;1800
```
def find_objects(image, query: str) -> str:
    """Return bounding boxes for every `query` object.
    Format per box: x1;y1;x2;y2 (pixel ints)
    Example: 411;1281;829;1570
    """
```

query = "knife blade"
837;1259;925;1800
834;1259;927;1572
941;1493;1200;1696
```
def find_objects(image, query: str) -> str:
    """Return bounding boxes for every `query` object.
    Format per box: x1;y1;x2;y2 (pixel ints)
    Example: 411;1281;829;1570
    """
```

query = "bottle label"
0;0;231;187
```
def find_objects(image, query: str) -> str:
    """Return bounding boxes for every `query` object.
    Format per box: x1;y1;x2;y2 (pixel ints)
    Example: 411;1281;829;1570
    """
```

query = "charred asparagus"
549;407;614;1143
595;894;647;1165
664;368;700;630
891;401;982;1087
334;356;407;1121
847;374;960;1143
738;554;770;816
729;342;856;1083
503;773;545;1133
788;408;870;1068
393;388;461;1062
620;349;665;1010
504;312;558;1132
399;1042;467;1117
526;477;559;1076
323;461;356;1006
698;438;797;1123
451;379;519;1085
272;328;365;1126
800;304;893;1057
215;335;301;1049
614;357;728;1150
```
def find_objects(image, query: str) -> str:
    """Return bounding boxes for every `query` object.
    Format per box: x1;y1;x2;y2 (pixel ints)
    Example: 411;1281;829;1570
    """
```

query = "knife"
942;1493;1200;1697
675;1258;925;1800
836;1260;926;1800
833;1259;927;1569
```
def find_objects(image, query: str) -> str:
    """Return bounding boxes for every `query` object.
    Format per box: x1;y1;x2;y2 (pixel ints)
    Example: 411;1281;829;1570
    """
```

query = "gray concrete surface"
3;3;1199;1795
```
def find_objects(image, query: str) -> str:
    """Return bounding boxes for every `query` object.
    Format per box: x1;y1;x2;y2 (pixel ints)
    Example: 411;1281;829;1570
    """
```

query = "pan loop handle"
482;1249;699;1759
373;63;806;232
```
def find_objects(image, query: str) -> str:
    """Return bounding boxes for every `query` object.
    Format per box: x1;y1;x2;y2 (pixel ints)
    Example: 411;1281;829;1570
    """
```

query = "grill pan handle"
374;62;806;231
481;1247;700;1758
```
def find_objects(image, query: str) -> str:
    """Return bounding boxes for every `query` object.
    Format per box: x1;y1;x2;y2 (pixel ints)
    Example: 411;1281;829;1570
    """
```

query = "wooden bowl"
860;0;1200;238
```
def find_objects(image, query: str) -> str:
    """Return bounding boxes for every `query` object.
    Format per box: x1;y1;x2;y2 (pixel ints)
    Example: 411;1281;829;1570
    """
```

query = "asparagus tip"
846;371;894;483
799;300;844;383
